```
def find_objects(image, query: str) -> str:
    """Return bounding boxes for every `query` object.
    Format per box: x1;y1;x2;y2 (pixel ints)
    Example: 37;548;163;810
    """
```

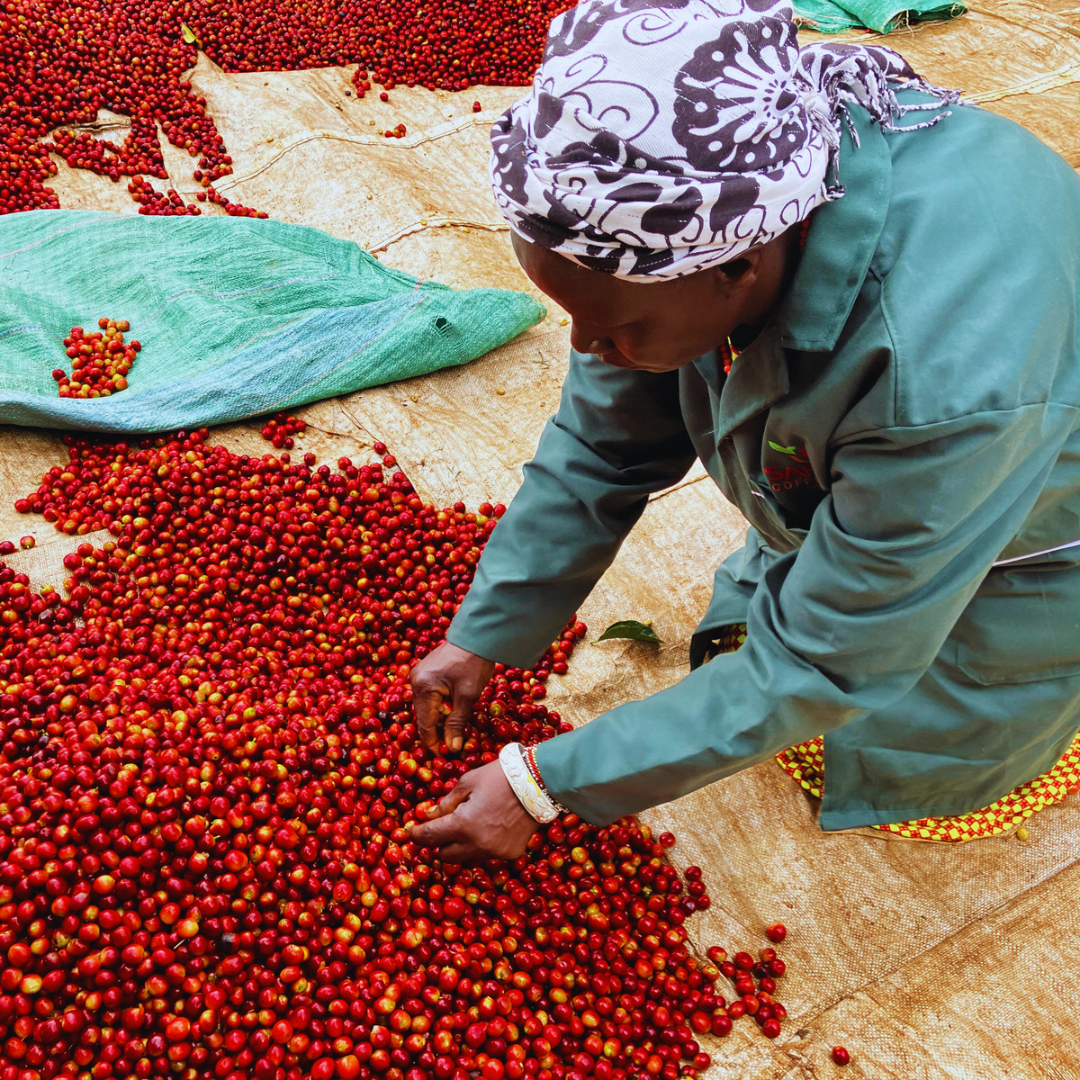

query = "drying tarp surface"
3;1;1080;1075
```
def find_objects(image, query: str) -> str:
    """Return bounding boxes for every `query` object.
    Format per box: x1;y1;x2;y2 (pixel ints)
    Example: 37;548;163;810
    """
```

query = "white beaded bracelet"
499;742;563;824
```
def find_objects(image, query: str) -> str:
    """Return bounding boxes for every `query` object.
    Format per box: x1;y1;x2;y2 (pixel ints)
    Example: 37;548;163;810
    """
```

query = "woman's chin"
598;350;662;372
598;350;685;373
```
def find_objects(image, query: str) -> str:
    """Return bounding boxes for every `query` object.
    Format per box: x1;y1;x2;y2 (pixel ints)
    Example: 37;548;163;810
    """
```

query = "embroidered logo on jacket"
765;440;817;492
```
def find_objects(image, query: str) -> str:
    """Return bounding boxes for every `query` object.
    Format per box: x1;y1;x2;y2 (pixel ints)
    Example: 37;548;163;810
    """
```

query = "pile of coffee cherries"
0;430;788;1080
53;320;141;399
0;0;576;219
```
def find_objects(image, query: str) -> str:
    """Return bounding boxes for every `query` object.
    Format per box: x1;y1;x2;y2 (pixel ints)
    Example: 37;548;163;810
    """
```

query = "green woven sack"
794;0;964;33
0;211;544;432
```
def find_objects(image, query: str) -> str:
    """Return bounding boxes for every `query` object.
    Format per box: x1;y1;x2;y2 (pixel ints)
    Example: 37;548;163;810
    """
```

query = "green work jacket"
448;96;1080;830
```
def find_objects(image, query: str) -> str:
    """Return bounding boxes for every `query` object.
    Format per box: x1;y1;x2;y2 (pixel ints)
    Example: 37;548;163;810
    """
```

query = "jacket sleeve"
532;403;1074;824
446;348;698;668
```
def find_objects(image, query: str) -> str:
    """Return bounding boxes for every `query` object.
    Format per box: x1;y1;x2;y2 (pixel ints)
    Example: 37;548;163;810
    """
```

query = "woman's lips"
599;349;634;367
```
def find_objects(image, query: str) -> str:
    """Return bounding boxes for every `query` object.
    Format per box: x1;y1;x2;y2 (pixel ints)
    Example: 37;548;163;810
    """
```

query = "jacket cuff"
445;618;548;669
530;728;618;826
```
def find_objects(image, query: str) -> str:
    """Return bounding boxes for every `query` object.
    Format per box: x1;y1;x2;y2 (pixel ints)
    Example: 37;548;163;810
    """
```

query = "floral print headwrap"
490;0;961;281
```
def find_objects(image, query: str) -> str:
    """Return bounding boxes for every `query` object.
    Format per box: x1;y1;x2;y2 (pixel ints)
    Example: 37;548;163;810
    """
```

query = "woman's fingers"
409;647;453;750
409;810;467;851
409;642;496;753
434;775;474;817
412;684;448;751
443;695;475;753
434;841;482;864
410;762;541;864
410;773;475;846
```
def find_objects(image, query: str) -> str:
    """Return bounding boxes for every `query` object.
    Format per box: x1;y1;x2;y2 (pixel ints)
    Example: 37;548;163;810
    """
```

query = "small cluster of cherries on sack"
0;425;842;1080
53;320;140;399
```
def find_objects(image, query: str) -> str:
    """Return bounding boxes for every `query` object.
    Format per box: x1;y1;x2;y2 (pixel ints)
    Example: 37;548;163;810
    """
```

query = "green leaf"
597;620;662;645
768;440;797;455
181;22;199;45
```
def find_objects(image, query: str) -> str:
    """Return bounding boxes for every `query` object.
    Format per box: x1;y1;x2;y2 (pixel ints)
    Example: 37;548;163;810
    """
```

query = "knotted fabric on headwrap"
490;0;961;281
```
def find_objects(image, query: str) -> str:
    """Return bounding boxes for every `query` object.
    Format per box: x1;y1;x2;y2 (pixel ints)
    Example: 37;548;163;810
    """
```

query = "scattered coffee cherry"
767;922;788;943
18;537;34;550
54;320;140;398
706;934;794;1041
832;1046;852;1066
260;411;308;449
126;175;206;217
658;830;675;848
473;100;483;112
711;1012;733;1037
1016;826;1030;841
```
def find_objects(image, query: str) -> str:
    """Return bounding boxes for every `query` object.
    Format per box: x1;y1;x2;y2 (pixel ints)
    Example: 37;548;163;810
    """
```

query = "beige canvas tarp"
3;2;1080;1074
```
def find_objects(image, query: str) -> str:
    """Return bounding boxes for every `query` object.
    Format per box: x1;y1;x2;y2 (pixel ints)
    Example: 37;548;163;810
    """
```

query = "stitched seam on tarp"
144;275;345;322
0;215;115;262
0;325;48;342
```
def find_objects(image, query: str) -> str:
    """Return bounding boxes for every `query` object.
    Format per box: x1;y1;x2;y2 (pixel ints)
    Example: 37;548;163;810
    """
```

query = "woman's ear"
714;244;766;289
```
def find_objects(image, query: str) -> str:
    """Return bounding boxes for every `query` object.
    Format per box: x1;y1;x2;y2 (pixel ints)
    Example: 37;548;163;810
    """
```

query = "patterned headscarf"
490;0;961;281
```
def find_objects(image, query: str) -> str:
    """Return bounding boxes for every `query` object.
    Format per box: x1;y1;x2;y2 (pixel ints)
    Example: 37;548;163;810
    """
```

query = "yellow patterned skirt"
711;624;1080;842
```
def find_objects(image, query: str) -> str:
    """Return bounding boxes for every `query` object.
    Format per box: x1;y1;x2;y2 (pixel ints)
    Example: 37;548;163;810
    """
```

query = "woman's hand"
409;760;540;862
410;641;495;753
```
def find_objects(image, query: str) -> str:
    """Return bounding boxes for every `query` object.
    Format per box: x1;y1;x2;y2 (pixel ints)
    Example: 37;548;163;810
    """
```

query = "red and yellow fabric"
712;624;1080;842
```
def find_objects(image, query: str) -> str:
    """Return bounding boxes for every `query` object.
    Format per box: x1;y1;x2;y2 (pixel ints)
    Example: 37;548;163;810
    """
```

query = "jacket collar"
779;108;892;353
706;322;790;442
693;107;892;439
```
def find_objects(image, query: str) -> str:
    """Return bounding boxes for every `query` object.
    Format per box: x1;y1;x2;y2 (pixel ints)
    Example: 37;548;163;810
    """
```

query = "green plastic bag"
0;210;544;432
794;0;964;33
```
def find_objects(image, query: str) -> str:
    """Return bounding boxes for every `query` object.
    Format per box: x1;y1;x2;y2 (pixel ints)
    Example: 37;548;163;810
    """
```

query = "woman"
409;0;1080;862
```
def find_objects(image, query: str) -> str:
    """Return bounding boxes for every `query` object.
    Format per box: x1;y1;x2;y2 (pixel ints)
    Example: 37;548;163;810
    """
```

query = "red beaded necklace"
721;216;813;376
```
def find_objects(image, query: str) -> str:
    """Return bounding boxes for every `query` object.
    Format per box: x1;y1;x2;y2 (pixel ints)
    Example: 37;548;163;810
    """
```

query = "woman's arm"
532;404;1073;822
448;347;698;665
412;346;698;753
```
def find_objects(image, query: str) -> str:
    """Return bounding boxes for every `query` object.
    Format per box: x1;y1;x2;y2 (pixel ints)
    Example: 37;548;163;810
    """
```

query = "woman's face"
510;232;785;373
